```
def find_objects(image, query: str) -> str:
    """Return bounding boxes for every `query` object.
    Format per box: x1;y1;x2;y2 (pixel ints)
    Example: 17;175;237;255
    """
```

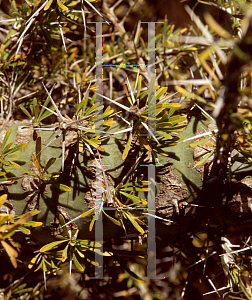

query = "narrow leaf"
40;240;67;252
62;244;69;262
1;128;12;150
189;135;213;148
82;137;104;152
81;207;96;218
9;161;34;176
119;191;145;203
5;143;27;155
57;0;68;10
136;75;142;99
125;212;145;234
2;213;31;238
138;135;152;151
18;226;31;235
89;215;96;231
44;0;53;10
156;130;173;139
1;240;18;268
122;132;132;160
19;105;32;120
72;253;84;271
28;253;40;269
103;210;121;226
43;157;56;174
196;151;214;166
0;194;7;207
32;153;41;176
155;87;167;101
50;182;71;192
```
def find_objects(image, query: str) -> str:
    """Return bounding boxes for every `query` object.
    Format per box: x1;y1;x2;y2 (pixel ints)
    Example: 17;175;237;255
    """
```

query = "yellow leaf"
83;137;104;152
44;0;53;10
0;214;14;227
192;233;208;248
28;253;40;269
57;0;68;10
138;135;152;151
0;194;8;203
0;44;4;56
103;251;113;256
1;240;18;268
32;153;41;176
204;12;231;40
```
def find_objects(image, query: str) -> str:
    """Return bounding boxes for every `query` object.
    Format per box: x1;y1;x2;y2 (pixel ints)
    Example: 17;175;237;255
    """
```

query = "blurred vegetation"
1;0;252;299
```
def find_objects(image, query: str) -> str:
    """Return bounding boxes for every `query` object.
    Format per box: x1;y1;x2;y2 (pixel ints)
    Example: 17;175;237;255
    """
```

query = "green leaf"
120;187;149;192
59;214;70;236
75;247;85;258
1;128;12;151
29;209;40;217
81;207;96;218
62;244;69;262
136;75;142;99
76;92;89;115
122;181;149;187
5;143;27;155
50;182;71;192
39;98;53;120
18;226;31;235
124;212;145;234
196;151;214;166
85;102;103;116
119;191;145;203
168;115;187;125
19;105;32;120
2;212;31;239
148;75;156;104
23;220;42;227
72;252;84;271
103;106;114;118
122;132;132;160
189;135;213;148
2;142;13;155
168;107;177;118
42;260;47;272
156;130;173;139
155;87;167;101
43;157;56;174
102;210;121;226
89;215;96;231
40;240;67;252
175;86;207;104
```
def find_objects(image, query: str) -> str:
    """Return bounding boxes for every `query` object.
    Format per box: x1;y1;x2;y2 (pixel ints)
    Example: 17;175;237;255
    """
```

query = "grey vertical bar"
147;164;157;278
94;165;103;278
93;23;104;279
147;25;157;278
148;22;156;136
95;22;103;135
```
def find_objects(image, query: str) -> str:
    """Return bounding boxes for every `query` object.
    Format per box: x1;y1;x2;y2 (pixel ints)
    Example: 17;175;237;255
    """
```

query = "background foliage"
1;0;252;299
